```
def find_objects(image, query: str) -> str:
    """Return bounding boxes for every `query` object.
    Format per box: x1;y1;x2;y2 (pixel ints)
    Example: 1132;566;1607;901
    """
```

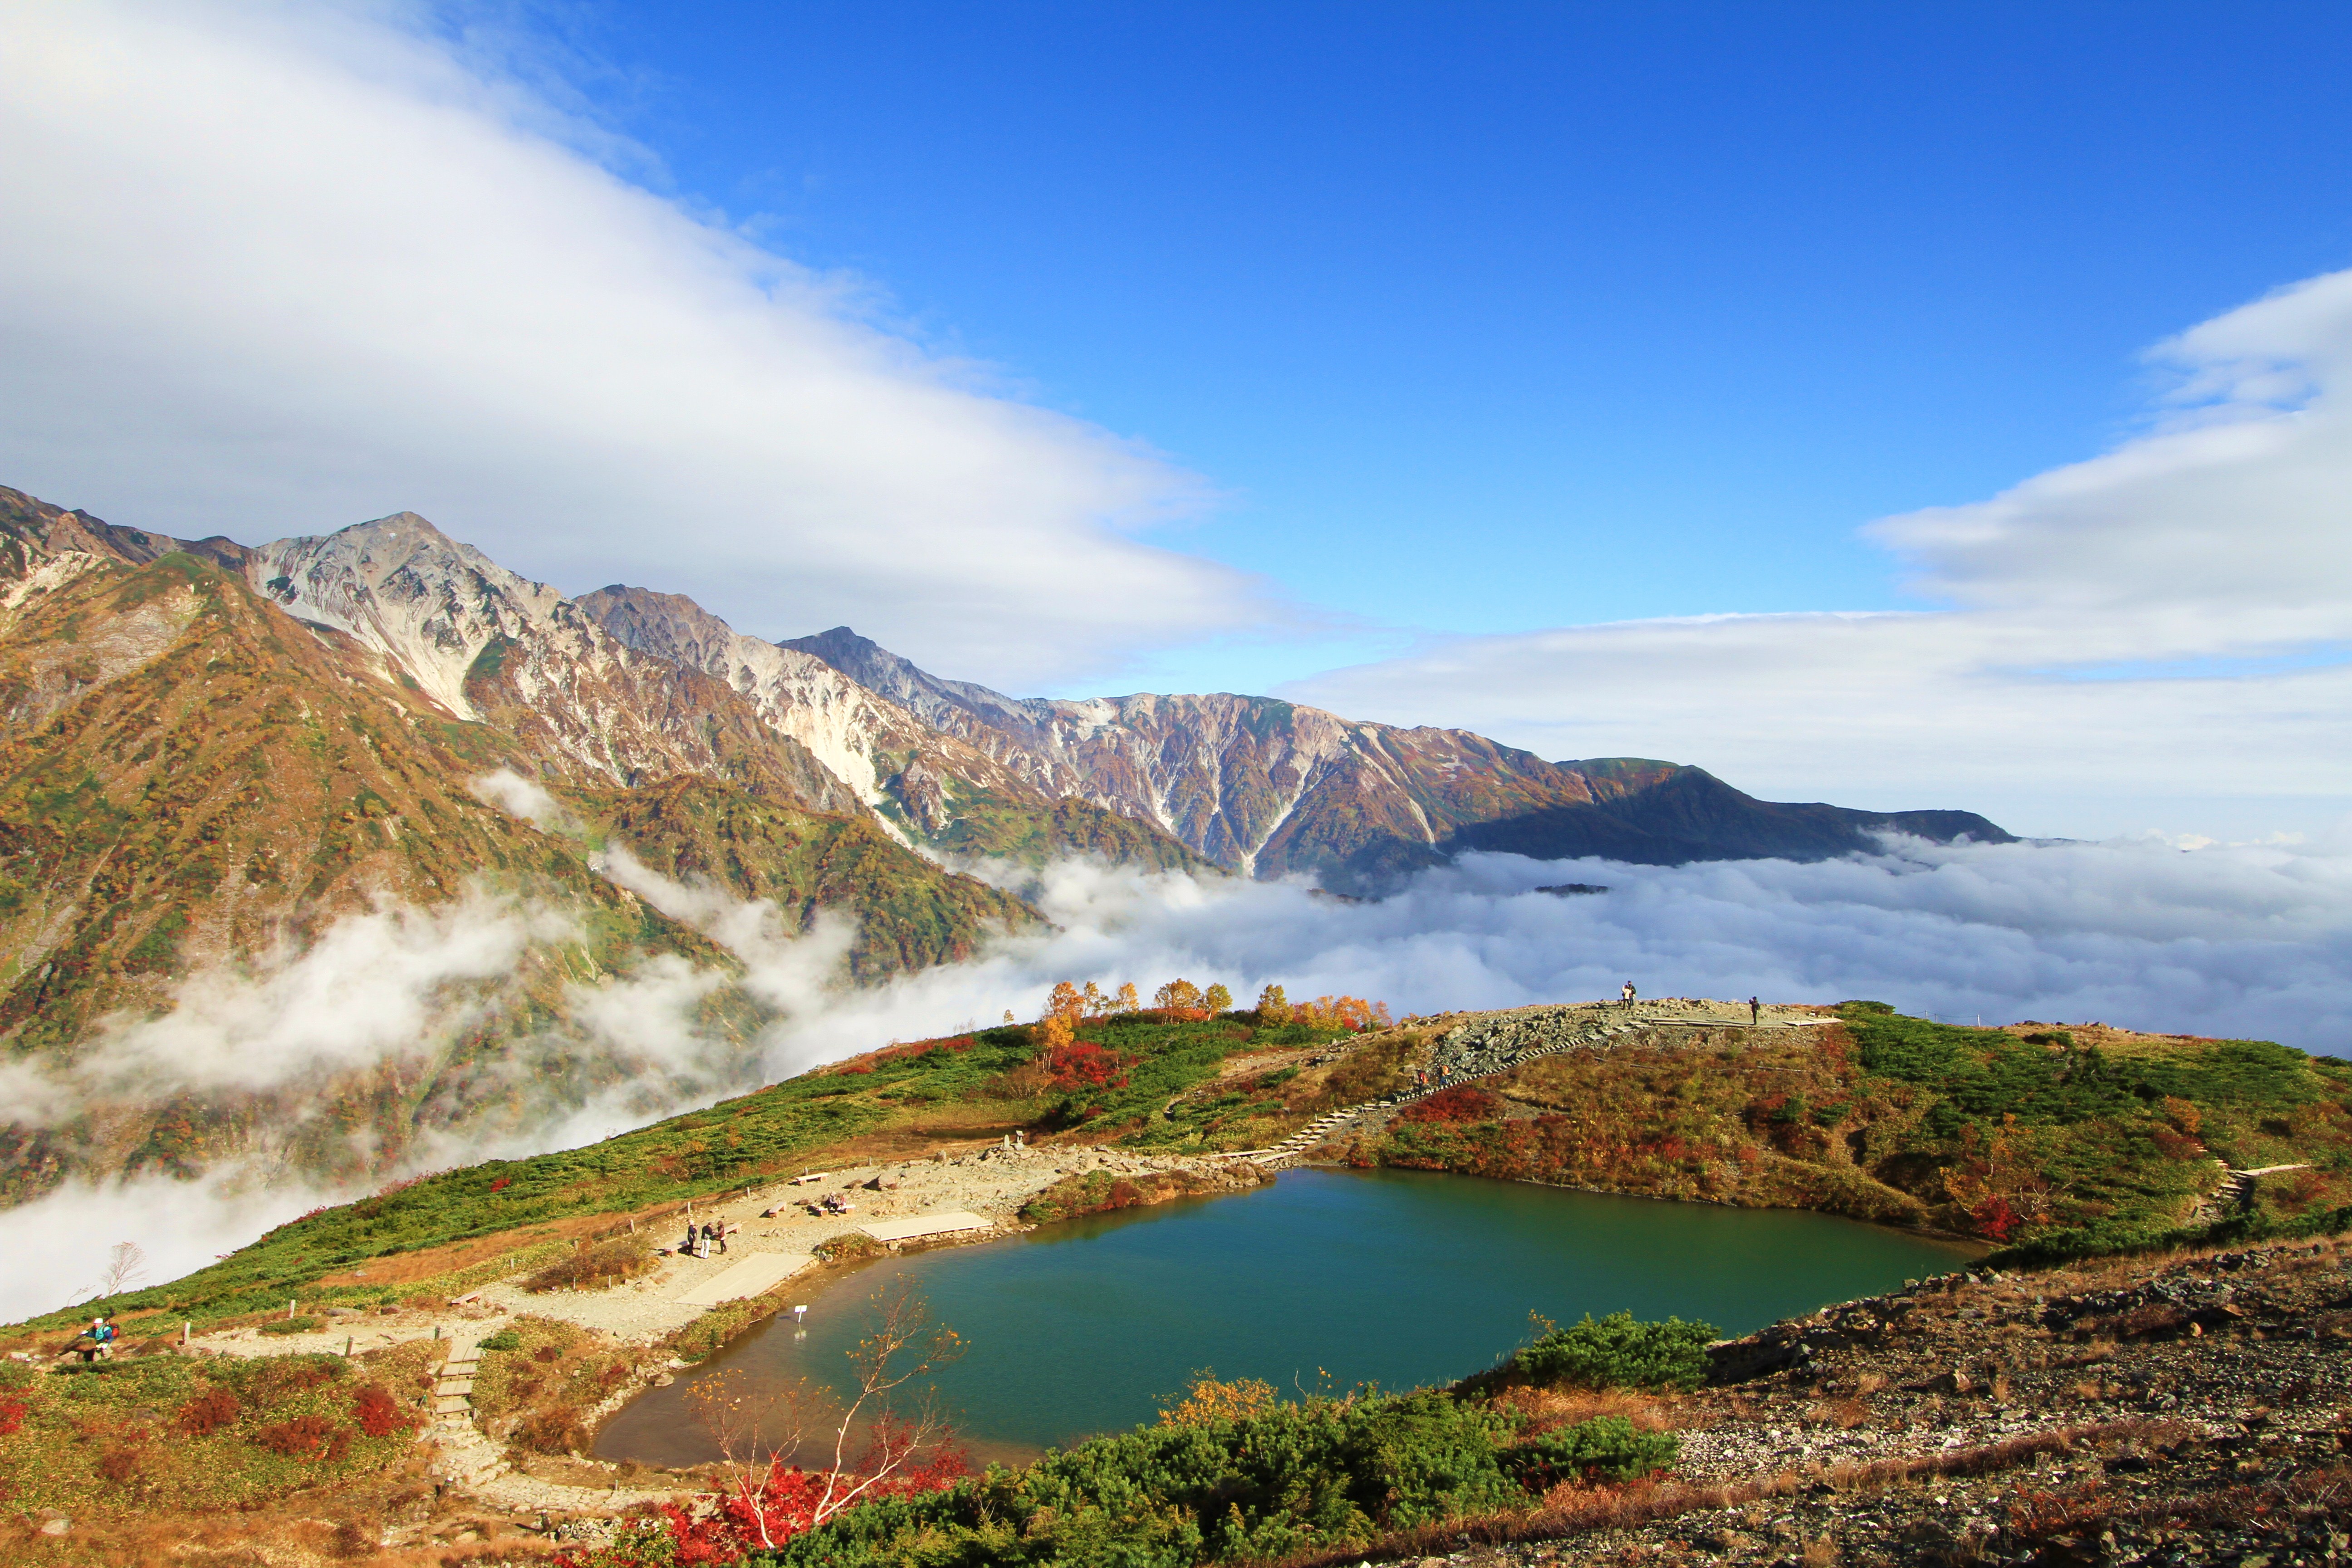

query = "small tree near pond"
681;1283;969;1554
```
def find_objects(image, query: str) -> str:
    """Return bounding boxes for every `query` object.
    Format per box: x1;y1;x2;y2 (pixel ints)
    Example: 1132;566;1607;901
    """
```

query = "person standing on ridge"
1621;982;1637;1006
1749;996;1760;1024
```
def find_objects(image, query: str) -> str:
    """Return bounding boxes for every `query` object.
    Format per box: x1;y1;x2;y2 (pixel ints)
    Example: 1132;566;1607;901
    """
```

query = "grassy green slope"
0;545;778;1200
0;1009;1372;1342
0;505;1091;1202
1372;1004;2352;1247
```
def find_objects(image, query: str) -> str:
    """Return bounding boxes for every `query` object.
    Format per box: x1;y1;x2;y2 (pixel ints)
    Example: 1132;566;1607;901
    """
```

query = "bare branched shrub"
691;1283;970;1552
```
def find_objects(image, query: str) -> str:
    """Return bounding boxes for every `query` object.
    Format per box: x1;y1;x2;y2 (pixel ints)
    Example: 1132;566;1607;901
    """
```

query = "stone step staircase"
421;1335;510;1490
430;1339;480;1426
2208;1161;2313;1216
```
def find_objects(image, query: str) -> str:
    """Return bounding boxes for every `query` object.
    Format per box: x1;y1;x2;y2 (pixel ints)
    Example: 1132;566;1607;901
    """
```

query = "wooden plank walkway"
673;1251;814;1307
857;1212;993;1243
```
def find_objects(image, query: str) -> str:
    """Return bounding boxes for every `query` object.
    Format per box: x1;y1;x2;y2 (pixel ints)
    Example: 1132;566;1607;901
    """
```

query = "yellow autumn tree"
1158;1371;1278;1426
1153;979;1204;1011
1203;983;1232;1014
1112;982;1140;1014
1255;983;1290;1023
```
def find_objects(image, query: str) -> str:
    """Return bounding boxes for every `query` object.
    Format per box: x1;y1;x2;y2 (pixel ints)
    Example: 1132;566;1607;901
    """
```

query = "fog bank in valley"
5;831;2347;1321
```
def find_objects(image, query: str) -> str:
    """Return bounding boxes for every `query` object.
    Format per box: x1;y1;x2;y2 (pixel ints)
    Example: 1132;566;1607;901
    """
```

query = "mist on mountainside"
4;829;2348;1322
0;480;2025;1208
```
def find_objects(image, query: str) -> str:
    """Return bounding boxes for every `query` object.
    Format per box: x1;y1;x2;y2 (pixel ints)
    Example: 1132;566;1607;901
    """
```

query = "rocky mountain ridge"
771;623;2013;887
0;488;1036;1204
0;480;2010;1203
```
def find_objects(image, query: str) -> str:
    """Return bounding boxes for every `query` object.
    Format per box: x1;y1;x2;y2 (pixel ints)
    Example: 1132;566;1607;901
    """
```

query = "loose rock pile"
1236;1001;1822;1168
1389;1237;2352;1567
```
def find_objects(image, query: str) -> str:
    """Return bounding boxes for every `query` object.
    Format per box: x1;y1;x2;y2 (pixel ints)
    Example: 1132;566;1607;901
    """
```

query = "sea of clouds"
5;828;2348;1322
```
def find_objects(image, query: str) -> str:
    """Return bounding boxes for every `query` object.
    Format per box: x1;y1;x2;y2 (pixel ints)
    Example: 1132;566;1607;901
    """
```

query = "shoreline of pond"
591;1163;1983;1468
575;1151;1987;1455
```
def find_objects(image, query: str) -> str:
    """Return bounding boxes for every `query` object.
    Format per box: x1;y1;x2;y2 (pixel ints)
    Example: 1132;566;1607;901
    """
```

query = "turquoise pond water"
595;1167;1973;1466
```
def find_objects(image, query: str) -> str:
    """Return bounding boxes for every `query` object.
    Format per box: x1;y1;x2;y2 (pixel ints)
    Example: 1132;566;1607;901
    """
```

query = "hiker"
93;1317;116;1358
693;1224;711;1260
1749;996;1760;1025
680;1221;697;1254
713;1222;729;1257
1621;982;1636;1006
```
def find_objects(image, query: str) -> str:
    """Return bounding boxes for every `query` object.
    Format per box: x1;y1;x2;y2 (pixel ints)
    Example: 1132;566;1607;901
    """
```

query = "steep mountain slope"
578;585;1210;872
0;475;2016;1204
784;626;2014;887
0;488;1035;1201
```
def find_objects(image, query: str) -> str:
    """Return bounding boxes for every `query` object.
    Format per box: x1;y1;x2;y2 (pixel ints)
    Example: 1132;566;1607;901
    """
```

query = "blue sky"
9;1;2352;835
536;0;2352;689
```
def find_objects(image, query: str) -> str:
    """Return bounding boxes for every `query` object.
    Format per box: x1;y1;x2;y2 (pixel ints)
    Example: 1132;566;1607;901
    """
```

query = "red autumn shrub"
1395;1085;1504;1125
1971;1193;2021;1241
97;1447;142;1482
177;1387;241;1436
254;1413;341;1458
875;1035;975;1064
1043;1042;1132;1092
0;1397;26;1436
350;1382;413;1438
655;1420;970;1560
488;1176;512;1193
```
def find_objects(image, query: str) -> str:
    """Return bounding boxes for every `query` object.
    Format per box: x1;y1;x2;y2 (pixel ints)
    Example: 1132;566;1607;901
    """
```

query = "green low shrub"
1512;1311;1717;1392
1500;1415;1678;1488
476;1328;522;1352
1982;1200;2352;1270
742;1389;1573;1568
257;1315;320;1336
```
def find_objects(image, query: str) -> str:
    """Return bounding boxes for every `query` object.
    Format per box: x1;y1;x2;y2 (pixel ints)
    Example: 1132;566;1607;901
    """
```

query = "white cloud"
1283;269;2352;841
10;833;2351;1321
68;892;562;1098
0;1164;326;1325
0;0;1272;687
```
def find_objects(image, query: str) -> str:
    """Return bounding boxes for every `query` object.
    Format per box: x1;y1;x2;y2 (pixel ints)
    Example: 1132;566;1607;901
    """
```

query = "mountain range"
0;484;2009;1200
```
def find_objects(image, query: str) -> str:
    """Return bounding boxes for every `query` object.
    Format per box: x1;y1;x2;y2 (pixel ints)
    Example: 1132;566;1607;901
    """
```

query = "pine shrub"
1512;1312;1717;1393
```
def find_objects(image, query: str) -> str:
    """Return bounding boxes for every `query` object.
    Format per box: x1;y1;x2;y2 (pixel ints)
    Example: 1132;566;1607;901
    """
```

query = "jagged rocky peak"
242;512;573;721
575;583;746;670
780;624;1046;732
576;587;1014;817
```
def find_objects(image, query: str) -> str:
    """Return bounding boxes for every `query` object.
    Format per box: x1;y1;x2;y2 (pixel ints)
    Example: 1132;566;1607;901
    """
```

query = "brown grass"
2004;1462;2352;1552
1804;1396;1872;1430
1490;1383;1683;1434
1269;1420;2175;1568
